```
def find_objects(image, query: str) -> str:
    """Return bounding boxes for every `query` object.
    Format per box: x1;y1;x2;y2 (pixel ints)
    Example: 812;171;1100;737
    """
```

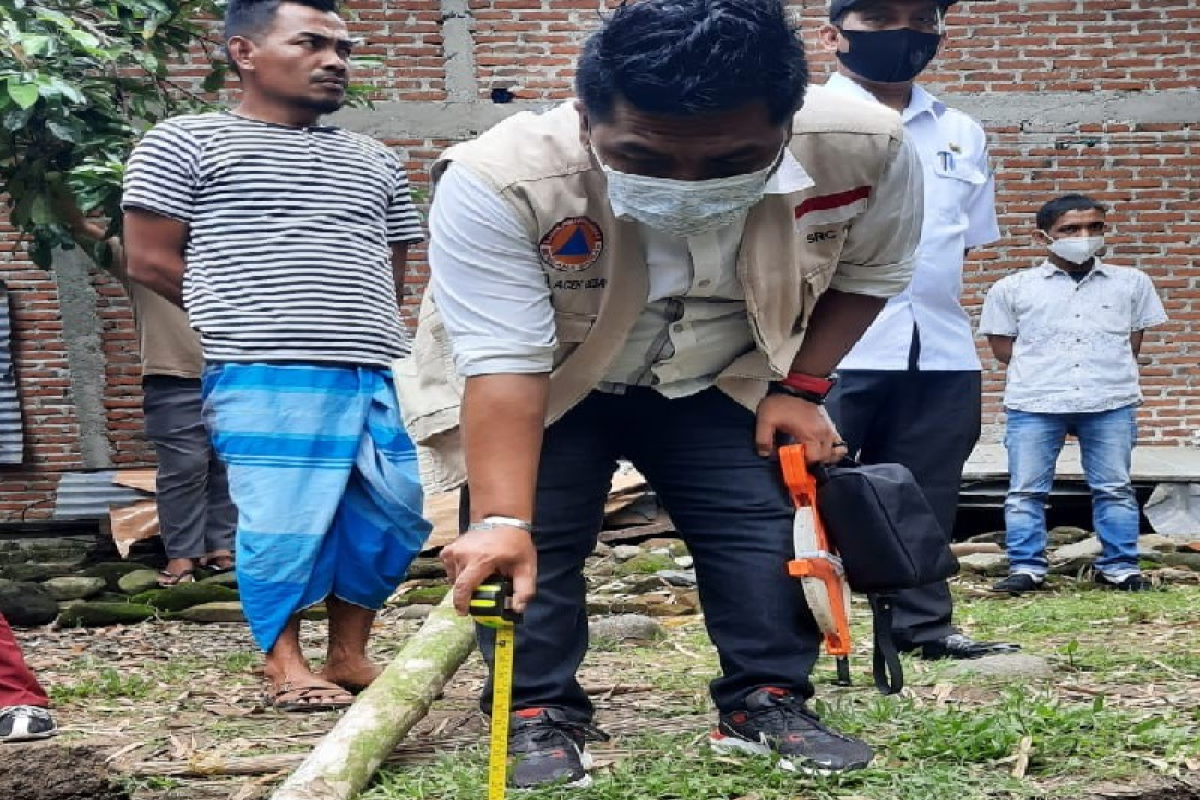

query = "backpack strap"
868;594;905;695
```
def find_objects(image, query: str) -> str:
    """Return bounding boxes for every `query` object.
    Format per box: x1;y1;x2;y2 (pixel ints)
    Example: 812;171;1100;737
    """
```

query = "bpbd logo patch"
539;217;604;272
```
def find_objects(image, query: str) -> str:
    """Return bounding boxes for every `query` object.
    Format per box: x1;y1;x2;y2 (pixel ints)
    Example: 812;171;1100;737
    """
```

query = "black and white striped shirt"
122;112;423;367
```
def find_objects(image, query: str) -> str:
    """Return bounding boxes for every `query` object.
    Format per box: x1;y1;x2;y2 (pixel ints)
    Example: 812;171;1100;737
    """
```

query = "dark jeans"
142;376;236;561
474;388;822;721
825;369;981;649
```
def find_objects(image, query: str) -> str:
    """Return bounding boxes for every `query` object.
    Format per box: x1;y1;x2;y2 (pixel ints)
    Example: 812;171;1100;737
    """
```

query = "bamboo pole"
269;595;476;800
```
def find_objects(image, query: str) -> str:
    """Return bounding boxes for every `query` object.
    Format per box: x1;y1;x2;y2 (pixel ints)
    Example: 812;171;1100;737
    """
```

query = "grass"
363;584;1200;800
50;663;154;703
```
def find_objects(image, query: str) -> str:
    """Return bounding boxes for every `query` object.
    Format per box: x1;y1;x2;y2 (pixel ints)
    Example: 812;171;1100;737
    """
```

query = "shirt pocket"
931;156;986;223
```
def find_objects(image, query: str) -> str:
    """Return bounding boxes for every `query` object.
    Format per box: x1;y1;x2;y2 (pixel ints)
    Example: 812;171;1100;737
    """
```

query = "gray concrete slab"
965;444;1200;483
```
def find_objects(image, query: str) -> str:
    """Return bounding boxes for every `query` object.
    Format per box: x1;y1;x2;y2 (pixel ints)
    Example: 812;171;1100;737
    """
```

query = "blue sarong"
201;363;431;652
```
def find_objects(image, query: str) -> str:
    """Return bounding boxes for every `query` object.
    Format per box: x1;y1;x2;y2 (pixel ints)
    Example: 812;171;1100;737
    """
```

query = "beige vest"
395;86;905;491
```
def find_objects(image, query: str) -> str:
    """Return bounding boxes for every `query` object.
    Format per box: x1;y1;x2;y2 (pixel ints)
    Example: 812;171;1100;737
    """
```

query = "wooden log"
269;594;476;800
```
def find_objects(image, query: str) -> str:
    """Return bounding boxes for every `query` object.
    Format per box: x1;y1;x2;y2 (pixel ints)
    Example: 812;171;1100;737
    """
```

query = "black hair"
1036;193;1107;232
224;0;339;43
576;0;808;125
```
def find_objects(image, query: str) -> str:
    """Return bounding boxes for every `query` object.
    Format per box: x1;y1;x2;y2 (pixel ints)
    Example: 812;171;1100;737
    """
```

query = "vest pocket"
552;312;596;368
554;312;596;343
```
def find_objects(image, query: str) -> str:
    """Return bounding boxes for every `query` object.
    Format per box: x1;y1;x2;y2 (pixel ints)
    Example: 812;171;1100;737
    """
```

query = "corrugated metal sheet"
0;283;23;464
53;471;150;521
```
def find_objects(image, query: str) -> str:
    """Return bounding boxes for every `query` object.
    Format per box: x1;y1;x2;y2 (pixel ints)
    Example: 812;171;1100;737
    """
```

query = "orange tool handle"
780;444;852;657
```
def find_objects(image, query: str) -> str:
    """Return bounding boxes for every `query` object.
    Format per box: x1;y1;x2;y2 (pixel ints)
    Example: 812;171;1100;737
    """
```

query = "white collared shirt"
824;73;1001;371
978;260;1168;413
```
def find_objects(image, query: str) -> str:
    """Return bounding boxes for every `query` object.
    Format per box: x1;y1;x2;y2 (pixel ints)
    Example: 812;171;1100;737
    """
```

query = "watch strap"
467;515;533;534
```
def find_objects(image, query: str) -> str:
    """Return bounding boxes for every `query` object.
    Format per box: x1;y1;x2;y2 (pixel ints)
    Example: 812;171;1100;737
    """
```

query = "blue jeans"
1004;405;1140;579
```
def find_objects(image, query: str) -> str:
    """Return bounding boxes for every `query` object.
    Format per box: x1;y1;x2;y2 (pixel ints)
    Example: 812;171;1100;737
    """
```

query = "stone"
656;569;697;587
1049;537;1103;574
171;601;245;623
589;614;665;643
592;542;613;557
1138;533;1180;553
117;569;164;595
621;575;668;594
199;570;239;589
944;654;1054;680
57;602;156;628
393;585;450;606
80;562;147;591
129;583;239;612
611;545;642;562
0;564;60;583
300;604;328;621
43;576;106;601
957;553;1009;577
673;556;694;569
587;596;653;615
1047;526;1092;546
587;560;616;578
0;581;59;627
406;557;448;580
966;530;1006;546
1157;551;1200;571
1152;568;1200;584
395;604;433;620
614;553;675;577
642;538;687;557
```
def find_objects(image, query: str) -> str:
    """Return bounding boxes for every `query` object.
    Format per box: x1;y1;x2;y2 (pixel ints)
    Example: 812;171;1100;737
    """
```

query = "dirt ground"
5;579;1199;800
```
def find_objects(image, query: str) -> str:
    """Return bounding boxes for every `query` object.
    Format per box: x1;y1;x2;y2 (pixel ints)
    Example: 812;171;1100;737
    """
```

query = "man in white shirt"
818;0;1018;659
980;194;1168;595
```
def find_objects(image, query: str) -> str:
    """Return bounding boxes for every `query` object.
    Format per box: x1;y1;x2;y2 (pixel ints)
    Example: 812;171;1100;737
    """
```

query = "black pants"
142;376;236;561
474;388;822;721
825;369;982;649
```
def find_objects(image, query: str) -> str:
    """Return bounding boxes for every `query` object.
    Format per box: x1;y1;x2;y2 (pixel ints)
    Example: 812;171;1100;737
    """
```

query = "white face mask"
1048;235;1105;265
593;146;779;239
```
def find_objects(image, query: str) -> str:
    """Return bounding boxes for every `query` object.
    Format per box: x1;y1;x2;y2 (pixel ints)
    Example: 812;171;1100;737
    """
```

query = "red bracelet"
781;371;837;396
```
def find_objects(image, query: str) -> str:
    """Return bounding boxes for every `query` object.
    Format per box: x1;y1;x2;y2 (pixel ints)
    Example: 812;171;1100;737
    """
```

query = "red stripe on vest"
794;185;873;220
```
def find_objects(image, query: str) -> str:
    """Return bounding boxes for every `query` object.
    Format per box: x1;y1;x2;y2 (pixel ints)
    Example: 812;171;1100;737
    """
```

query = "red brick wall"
0;0;1196;520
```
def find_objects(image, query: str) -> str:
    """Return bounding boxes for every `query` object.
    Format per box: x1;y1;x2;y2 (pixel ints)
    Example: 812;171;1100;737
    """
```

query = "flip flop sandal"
200;556;236;574
156;568;195;587
266;683;354;713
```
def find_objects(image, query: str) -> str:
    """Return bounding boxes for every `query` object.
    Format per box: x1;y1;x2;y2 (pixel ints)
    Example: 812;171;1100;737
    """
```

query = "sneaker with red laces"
710;687;874;772
508;707;609;789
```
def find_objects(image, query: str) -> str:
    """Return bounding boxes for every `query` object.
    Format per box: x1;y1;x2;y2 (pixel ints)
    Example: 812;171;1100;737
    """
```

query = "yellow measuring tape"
469;577;521;800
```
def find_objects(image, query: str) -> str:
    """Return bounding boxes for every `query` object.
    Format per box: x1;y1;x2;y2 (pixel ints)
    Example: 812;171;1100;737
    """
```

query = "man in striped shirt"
122;0;431;712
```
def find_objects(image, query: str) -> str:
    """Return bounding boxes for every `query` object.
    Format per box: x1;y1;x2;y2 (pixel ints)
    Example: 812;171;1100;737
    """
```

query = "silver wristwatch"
466;515;533;534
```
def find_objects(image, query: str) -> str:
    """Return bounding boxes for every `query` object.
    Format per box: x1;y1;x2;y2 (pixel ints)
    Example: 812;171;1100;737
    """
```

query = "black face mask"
835;28;942;83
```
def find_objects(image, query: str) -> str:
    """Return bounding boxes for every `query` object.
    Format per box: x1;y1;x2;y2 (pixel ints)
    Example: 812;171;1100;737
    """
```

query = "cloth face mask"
836;28;942;83
595;148;779;239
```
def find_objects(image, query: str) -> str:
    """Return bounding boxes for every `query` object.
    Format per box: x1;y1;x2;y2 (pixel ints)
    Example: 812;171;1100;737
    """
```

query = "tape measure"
469;576;522;800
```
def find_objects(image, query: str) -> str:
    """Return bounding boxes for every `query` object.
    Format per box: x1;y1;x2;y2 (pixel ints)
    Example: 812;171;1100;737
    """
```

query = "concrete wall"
0;0;1196;520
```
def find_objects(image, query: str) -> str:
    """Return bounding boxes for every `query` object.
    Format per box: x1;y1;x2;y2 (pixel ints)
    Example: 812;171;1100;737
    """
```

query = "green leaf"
46;120;79;143
6;79;39;110
201;66;227;93
1;105;33;132
30;194;54;226
18;34;54;58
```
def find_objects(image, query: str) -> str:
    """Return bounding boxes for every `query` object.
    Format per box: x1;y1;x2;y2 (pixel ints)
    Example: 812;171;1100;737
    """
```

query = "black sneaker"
710;687;874;772
1095;572;1151;592
508;707;609;789
991;573;1045;595
0;706;57;743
